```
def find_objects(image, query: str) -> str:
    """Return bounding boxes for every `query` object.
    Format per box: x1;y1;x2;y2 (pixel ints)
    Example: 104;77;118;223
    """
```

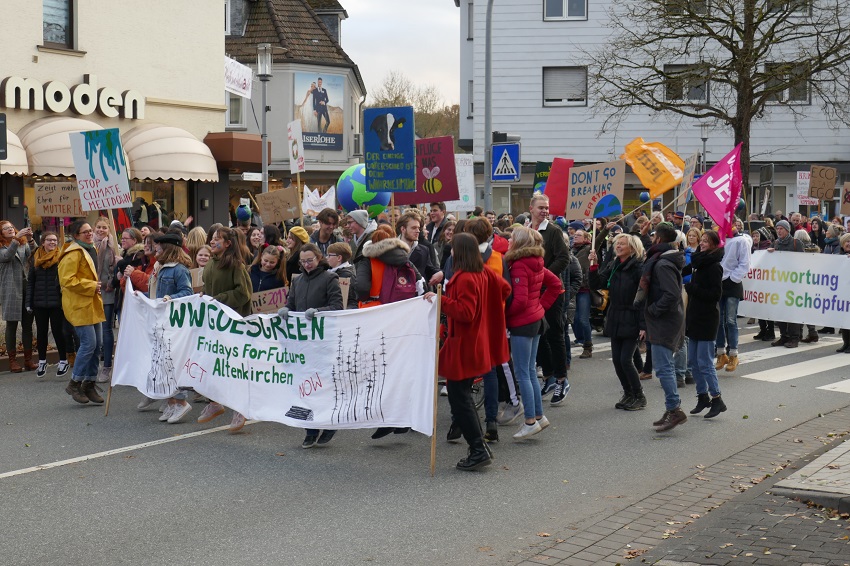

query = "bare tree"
582;0;850;183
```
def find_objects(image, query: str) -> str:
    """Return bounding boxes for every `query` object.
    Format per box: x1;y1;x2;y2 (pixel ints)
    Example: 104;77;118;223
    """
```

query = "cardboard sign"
841;183;850;216
68;128;132;211
393;136;459;205
796;171;819;206
35;182;84;217
443;154;475;211
809;165;838;201
567;160;626;218
338;277;350;309
254;186;301;224
364;106;416;192
251;287;289;314
287;119;306;174
190;268;204;294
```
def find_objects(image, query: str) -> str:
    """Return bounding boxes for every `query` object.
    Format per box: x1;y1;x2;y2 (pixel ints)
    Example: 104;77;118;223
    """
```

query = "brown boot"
67;352;76;368
65;380;90;404
655;408;687;432
8;352;22;373
714;354;729;370
724;355;739;372
23;349;38;371
80;381;104;404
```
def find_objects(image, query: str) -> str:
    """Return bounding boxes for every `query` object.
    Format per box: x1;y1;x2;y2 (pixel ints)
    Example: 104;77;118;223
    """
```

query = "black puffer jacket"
589;254;644;339
27;262;63;310
683;248;724;341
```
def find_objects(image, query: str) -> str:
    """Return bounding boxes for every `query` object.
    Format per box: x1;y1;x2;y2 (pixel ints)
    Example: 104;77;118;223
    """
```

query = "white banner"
739;250;850;327
224;56;253;98
287;119;306;174
113;286;438;435
302;185;336;216
444;154;475;211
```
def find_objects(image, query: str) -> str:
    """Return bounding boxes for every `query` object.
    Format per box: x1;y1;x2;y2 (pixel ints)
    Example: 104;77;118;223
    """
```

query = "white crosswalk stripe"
743;354;850;383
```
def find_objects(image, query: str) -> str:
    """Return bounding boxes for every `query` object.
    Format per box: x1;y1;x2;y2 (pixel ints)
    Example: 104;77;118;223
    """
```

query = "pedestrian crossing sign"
491;143;521;182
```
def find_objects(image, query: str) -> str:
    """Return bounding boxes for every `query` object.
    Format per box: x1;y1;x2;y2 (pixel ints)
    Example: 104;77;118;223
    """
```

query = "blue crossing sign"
491;143;521;183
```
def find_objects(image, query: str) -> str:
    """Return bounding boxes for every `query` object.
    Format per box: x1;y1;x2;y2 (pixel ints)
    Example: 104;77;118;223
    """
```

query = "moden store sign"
1;74;144;119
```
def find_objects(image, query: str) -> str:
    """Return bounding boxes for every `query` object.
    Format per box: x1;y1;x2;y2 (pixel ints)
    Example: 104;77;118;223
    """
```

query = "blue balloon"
639;191;650;203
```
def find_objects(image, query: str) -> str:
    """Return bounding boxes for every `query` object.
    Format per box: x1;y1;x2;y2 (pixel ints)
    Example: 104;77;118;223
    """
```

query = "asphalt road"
2;321;849;565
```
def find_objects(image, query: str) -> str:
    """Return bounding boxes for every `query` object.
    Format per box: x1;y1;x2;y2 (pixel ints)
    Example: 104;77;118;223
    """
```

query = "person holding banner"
424;233;511;471
326;242;357;310
767;220;804;348
196;227;253;432
250;245;288;292
279;243;343;448
58;220;106;405
0;220;36;372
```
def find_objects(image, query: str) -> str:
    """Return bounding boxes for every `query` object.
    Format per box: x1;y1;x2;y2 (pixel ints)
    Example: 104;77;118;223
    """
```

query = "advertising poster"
293;72;344;151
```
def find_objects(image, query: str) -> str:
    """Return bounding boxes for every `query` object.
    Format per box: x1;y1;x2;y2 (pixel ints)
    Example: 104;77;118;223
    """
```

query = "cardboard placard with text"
809;165;838;201
251;287;289;315
841;183;850;216
68;128;132;211
338;277;350;309
35;182;84;218
567;160;626;218
254;186;301;224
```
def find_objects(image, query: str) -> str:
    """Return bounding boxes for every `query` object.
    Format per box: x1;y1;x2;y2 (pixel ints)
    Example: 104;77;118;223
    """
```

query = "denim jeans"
651;343;680;411
102;303;115;367
573;291;592;345
715;296;740;355
511;334;543;421
483;367;499;423
674;336;688;379
72;323;102;382
688;339;720;397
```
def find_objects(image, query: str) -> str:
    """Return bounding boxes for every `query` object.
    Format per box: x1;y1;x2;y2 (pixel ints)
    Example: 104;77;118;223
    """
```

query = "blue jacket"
153;263;192;300
250;264;286;292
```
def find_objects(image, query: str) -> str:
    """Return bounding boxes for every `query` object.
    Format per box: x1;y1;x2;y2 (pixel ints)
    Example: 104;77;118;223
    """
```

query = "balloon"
736;197;746;211
639;191;650;203
336;164;391;218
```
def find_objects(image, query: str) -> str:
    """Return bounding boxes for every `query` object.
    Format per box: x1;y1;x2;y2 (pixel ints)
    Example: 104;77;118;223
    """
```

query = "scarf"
639;242;674;292
76;239;98;266
34;246;62;269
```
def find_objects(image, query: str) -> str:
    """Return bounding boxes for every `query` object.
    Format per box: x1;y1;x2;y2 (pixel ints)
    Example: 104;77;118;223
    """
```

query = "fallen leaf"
774;418;782;422
793;438;803;443
624;548;647;559
562;480;569;483
555;539;565;543
690;514;701;519
477;547;492;552
695;476;709;481
275;452;285;457
720;543;733;548
123;454;135;459
24;443;30;447
537;532;551;537
745;553;753;557
751;477;764;484
743;415;749;419
826;464;841;469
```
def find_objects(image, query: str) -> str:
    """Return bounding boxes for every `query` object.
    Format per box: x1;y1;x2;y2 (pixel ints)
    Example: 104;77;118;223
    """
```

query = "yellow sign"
621;138;685;198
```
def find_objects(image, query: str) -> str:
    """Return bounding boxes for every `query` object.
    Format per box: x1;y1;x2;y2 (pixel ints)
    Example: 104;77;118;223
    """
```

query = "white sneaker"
136;396;158;411
96;366;112;383
513;421;542;439
167;402;192;424
158;401;168;413
159;404;176;422
36;360;47;378
56;360;70;377
439;385;448;397
537;415;550;430
497;402;524;425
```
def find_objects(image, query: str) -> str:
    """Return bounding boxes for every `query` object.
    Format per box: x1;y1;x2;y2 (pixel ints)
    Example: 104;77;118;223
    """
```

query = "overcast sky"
341;0;461;105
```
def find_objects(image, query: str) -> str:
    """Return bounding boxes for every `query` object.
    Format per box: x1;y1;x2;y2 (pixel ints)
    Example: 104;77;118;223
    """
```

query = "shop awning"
17;116;103;176
122;124;218;182
0;129;28;176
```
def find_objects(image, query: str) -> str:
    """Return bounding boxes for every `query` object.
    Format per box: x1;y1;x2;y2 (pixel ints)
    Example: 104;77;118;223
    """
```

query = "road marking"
817;379;850;394
743;355;850;383
736;337;841;366
0;421;257;480
572;342;612;354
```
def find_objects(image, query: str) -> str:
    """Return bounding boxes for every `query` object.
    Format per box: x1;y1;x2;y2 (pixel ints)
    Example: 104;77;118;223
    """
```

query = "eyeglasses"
327;253;340;258
44;239;58;243
79;230;93;235
300;258;317;265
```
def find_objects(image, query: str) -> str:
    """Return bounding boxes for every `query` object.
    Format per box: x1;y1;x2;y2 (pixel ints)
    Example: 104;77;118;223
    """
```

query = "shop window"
543;67;587;106
665;0;709;15
43;0;73;49
227;92;246;128
544;0;588;20
467;1;474;39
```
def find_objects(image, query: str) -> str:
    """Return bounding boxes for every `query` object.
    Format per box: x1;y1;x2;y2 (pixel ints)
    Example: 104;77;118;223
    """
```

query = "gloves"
277;307;290;320
305;308;318;320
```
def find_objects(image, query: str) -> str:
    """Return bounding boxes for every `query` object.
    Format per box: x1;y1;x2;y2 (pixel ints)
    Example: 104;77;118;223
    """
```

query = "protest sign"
35;182;84;217
675;153;699;199
113;285;437;435
621;138;684;198
691;144;742;245
796;172;819;206
567;160;625;218
364;106;416;192
69;128;132;211
444;154;475;212
251;287;289;314
841;183;850;216
738;250;850;328
533;161;552;192
190;268;204;294
544;158;574;217
302;185;336;217
338;278;350;309
254;186;301;224
287;120;306;174
393;137;459;206
809;165;838;201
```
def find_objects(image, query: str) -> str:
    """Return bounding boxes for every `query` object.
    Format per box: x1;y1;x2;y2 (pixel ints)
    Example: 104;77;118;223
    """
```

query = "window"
544;0;587;20
766;62;810;103
766;0;811;16
224;0;231;35
665;0;709;15
543;67;587;106
227;92;245;128
664;64;709;102
467;1;474;40
43;0;73;48
467;80;474;117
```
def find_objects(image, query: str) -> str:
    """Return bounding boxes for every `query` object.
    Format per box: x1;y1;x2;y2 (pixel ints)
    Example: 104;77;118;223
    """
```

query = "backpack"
378;262;417;304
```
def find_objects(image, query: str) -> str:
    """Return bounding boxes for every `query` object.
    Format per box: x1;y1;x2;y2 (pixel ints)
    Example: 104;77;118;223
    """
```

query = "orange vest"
358;258;385;309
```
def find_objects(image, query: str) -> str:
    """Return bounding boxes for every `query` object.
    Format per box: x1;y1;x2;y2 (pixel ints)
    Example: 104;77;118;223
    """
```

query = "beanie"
568;221;584;231
348;210;369;229
288;226;309;244
776;220;791;233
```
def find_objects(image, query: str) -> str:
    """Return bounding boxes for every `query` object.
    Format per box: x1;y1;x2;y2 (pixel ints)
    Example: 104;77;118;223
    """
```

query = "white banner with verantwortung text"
738;250;850;328
113;284;438;435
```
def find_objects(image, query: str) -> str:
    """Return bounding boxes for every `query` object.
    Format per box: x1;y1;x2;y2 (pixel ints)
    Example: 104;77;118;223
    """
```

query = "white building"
456;0;850;218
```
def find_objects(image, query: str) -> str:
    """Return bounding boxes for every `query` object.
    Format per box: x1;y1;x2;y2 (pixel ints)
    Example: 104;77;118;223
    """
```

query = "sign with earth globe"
337;163;391;218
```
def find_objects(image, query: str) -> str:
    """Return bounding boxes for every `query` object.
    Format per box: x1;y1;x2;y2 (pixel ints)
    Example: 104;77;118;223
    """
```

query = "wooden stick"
590;222;597;266
104;384;113;416
106;209;120;254
429;284;442;478
296;172;304;227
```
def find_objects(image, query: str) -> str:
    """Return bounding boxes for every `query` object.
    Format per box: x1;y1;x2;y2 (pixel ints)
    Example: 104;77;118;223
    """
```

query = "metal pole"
483;0;494;213
261;76;269;194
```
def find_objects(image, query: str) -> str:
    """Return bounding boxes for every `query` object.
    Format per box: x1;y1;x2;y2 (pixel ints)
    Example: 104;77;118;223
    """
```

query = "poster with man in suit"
294;72;344;151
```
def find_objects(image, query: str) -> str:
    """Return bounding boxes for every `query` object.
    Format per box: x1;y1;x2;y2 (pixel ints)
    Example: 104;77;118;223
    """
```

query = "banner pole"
429;284;442;478
104;384;113;416
590;222;597;266
296;173;304;227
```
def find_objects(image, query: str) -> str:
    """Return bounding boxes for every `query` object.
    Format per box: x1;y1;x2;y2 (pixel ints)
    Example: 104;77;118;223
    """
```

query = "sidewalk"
772;438;850;513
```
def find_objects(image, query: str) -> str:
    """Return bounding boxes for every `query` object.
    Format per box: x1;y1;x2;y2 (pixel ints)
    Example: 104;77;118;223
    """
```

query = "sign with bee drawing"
393;136;459;206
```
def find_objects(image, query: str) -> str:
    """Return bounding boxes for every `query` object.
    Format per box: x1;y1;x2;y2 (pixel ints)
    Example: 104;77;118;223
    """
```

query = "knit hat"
288;226;309;244
348;210;369;229
756;227;773;242
610;224;623;234
776;220;791;233
568;221;584;231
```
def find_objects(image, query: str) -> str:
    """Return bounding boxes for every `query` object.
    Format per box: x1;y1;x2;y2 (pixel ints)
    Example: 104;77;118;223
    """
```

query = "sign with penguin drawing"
393;136;460;206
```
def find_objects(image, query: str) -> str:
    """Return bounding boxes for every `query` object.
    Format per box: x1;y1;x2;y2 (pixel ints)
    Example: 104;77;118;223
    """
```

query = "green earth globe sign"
337;163;392;218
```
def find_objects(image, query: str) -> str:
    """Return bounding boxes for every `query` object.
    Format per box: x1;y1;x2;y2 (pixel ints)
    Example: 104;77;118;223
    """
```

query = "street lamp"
257;43;272;194
698;123;710;175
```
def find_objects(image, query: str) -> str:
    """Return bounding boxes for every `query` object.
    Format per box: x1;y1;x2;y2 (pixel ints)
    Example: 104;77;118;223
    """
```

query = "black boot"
446;421;462;443
690;393;711;414
456;442;492;471
484;421;499;443
819;327;835;334
837;330;850;353
704;396;727;418
371;427;394;439
615;392;633;410
624;391;647;411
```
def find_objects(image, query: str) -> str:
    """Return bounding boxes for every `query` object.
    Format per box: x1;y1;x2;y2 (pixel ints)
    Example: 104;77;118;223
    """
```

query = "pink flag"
691;143;743;245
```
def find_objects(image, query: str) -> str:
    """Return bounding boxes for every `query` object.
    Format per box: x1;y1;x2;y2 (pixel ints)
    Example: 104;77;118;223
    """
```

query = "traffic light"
492;131;520;143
